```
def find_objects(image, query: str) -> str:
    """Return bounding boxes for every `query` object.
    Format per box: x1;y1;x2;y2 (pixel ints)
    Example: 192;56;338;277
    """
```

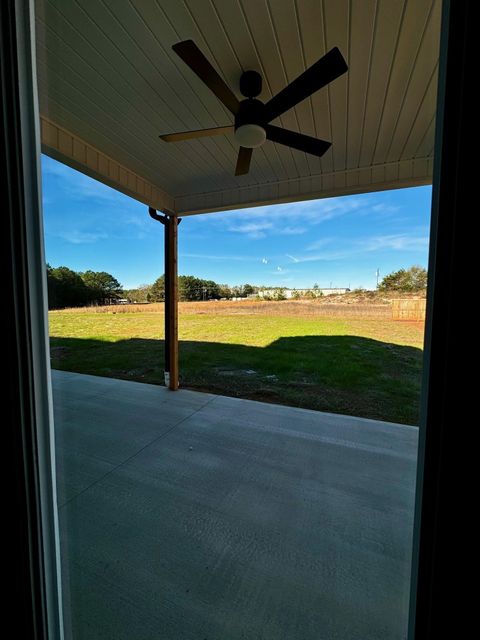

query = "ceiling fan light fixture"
234;124;266;148
166;40;348;175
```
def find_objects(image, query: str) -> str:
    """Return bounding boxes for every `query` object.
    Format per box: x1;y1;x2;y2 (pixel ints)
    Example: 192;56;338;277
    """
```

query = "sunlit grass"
49;307;425;425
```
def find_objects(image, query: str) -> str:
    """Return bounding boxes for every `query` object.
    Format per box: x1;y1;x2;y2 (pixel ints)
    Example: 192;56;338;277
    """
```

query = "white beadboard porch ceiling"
35;0;441;216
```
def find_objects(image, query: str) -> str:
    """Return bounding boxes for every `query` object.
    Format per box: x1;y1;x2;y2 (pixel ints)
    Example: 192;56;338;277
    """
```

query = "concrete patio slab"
52;370;418;640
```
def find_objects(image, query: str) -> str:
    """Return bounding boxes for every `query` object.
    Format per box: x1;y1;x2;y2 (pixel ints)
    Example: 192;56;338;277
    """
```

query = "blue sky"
41;154;432;290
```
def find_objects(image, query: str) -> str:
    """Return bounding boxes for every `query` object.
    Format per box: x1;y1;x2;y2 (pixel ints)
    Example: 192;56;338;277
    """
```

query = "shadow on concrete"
50;335;423;424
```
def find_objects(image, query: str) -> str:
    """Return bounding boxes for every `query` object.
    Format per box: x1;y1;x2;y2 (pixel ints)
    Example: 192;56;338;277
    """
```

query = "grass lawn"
49;304;425;425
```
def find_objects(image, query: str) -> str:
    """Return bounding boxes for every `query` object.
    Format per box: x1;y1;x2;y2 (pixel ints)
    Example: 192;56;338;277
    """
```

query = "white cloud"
125;215;146;228
202;193;409;246
288;250;352;263
180;253;254;261
371;203;401;214
361;234;430;251
261;257;268;264
282;232;430;265
57;230;108;244
42;155;128;205
228;221;273;239
305;237;334;251
278;226;307;236
270;268;290;276
211;195;370;239
41;158;75;179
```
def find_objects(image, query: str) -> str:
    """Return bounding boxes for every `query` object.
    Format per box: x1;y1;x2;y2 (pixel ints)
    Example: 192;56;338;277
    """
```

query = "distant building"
256;288;350;299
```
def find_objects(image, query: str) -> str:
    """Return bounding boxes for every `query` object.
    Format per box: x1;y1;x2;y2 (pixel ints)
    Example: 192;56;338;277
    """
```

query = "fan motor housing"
235;98;264;128
234;98;266;148
240;70;262;98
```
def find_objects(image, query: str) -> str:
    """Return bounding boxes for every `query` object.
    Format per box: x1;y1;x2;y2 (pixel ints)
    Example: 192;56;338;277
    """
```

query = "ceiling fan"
160;40;348;176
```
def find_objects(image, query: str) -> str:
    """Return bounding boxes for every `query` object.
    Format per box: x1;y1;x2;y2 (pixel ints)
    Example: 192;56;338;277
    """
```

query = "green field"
49;306;425;425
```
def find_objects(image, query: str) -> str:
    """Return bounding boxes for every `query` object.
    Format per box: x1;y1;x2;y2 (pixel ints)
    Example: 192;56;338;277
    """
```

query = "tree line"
378;265;427;292
46;266;258;308
46;263;427;309
125;276;258;303
127;267;427;302
47;265;122;309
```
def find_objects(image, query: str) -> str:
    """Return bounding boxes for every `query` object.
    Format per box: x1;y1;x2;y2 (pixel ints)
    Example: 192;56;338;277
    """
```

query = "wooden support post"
149;207;180;391
165;216;179;390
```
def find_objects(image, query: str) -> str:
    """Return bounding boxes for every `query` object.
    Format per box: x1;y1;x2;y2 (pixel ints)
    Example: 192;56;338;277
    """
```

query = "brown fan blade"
235;147;253;176
263;47;348;123
160;126;234;142
265;124;331;157
172;40;240;115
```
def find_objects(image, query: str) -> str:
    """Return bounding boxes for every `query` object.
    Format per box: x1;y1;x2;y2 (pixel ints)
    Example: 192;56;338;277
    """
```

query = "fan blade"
235;147;253;175
265;125;331;157
263;47;348;123
160;126;234;142
172;40;240;115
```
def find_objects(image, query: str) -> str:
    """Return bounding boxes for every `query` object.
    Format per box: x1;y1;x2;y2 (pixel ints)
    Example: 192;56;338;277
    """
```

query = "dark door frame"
408;1;471;637
2;0;63;637
3;0;470;637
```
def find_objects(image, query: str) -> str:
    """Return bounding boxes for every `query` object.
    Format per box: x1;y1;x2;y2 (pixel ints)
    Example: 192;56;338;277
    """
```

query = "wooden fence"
391;298;426;321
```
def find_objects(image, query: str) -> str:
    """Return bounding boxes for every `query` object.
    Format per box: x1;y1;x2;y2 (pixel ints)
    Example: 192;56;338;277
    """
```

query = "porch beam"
165;215;179;390
149;208;180;390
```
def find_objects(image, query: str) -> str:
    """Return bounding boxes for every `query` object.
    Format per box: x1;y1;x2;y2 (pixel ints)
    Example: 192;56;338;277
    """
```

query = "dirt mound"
314;290;426;305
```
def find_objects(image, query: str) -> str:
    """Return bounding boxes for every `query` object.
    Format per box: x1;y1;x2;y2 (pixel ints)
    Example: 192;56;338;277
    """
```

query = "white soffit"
35;0;441;216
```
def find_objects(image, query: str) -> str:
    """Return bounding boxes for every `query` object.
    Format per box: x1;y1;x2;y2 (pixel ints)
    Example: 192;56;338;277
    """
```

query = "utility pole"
376;268;380;288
